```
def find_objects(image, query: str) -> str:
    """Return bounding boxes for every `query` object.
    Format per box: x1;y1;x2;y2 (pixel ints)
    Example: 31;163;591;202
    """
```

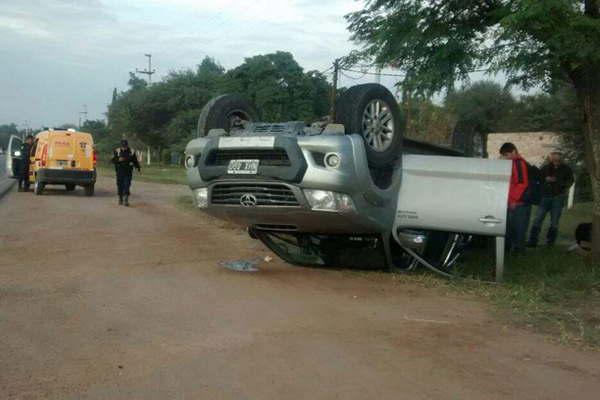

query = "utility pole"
375;66;382;84
329;58;340;122
78;104;88;129
136;53;156;85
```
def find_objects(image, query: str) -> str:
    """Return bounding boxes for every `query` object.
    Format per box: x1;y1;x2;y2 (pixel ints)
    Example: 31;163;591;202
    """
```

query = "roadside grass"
175;194;195;213
97;164;186;185
446;201;600;348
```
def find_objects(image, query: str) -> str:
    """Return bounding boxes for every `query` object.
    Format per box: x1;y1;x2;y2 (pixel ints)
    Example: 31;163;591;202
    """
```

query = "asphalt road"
1;177;599;399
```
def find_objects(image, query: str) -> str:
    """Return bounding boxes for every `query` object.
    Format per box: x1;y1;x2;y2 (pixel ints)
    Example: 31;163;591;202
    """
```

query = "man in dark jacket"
17;135;34;192
500;142;531;253
527;151;574;246
111;140;140;206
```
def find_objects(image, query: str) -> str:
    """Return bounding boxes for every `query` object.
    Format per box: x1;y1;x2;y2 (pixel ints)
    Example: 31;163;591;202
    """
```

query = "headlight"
303;189;355;212
193;188;208;208
14;151;21;157
185;155;197;169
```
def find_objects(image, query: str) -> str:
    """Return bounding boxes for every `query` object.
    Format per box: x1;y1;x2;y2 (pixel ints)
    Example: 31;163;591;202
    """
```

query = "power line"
341;67;405;78
339;69;368;81
319;65;334;75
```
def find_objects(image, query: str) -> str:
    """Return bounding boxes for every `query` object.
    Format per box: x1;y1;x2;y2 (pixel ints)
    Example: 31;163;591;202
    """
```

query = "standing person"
111;140;140;206
17;135;34;192
527;151;574;246
500;142;531;253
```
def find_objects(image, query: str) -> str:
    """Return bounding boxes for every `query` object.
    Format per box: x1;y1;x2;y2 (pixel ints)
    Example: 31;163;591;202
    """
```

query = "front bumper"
37;168;96;185
186;134;400;234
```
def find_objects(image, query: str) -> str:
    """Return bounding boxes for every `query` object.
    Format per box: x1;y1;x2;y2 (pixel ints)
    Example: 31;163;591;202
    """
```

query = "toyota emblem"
240;194;258;207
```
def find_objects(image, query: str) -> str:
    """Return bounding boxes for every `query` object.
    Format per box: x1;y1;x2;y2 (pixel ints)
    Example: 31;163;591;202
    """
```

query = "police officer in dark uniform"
17;135;34;192
111;140;140;206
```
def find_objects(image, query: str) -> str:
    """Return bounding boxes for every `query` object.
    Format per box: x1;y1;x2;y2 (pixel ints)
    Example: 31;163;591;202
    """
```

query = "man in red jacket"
500;142;531;253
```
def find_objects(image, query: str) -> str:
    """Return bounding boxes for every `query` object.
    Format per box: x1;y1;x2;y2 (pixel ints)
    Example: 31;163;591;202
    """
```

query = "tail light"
41;145;48;167
93;150;97;167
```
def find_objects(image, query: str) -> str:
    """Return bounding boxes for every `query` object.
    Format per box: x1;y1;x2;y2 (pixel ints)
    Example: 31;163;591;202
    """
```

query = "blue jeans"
528;195;566;245
507;204;531;252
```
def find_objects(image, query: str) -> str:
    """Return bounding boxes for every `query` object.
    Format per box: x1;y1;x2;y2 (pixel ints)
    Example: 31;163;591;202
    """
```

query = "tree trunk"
573;73;600;261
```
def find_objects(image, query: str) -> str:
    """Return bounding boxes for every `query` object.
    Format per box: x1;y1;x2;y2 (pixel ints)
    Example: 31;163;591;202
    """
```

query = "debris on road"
220;259;259;272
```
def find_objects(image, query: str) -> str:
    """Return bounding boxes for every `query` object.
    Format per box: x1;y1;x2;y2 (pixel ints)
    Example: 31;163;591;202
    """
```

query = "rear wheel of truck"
335;83;404;169
65;184;75;191
197;94;258;137
84;184;94;197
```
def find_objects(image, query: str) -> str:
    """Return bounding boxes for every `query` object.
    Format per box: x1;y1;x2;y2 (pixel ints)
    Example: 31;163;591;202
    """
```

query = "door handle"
479;216;502;225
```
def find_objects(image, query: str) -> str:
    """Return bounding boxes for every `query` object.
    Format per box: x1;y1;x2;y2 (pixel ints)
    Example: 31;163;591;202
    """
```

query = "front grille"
205;148;291;167
211;183;300;206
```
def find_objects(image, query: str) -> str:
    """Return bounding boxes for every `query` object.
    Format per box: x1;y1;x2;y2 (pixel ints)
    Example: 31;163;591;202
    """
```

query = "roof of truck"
36;129;93;140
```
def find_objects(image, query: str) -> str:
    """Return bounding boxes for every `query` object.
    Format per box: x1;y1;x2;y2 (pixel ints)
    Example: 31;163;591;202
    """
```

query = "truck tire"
197;94;258;137
65;184;76;191
84;184;94;197
335;84;404;168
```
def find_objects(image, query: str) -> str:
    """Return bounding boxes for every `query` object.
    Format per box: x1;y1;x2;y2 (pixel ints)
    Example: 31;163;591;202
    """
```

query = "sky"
0;0;508;129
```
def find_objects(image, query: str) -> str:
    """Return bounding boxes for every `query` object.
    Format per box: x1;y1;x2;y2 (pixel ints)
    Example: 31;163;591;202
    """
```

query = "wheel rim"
362;99;395;152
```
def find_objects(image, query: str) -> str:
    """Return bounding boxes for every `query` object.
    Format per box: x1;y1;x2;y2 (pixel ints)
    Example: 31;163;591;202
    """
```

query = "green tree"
347;0;600;257
446;81;516;156
81;119;109;142
402;96;454;146
106;53;331;164
128;72;147;91
223;51;325;122
0;123;19;150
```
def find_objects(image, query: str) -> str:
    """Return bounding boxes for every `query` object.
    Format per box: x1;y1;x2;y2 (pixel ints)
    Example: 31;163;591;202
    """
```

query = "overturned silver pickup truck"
185;84;511;276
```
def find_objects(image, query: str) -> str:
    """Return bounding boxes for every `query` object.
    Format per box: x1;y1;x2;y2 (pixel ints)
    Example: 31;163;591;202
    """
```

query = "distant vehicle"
5;135;23;179
184;84;511;275
26;129;96;195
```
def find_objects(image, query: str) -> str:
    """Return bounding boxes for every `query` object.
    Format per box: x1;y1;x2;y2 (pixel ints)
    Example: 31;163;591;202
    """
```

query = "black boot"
527;225;540;247
124;195;129;207
118;195;123;205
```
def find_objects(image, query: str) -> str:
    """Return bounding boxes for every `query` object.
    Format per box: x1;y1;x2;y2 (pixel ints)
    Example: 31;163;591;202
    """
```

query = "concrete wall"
487;131;563;166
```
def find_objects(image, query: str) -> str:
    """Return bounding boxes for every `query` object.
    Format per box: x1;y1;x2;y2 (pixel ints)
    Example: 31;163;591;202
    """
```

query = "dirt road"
1;177;599;399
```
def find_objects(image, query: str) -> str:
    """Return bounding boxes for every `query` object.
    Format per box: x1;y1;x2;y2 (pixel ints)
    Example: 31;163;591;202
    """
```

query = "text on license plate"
227;159;259;174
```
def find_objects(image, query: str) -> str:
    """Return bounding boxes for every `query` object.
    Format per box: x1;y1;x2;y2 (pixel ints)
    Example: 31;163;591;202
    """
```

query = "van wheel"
65;184;76;191
84;184;94;197
34;179;45;195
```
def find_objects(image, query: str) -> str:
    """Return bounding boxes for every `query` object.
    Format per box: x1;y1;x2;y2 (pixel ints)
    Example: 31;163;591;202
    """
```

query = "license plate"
227;159;259;174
